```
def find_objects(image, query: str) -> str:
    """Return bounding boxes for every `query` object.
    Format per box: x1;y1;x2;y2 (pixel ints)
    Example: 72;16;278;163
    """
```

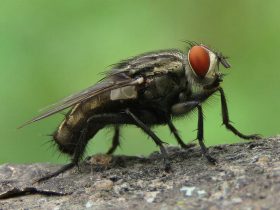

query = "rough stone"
1;137;280;209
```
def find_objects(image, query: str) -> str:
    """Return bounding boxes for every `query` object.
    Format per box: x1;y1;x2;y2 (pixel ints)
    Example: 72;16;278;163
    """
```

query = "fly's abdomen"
53;93;109;155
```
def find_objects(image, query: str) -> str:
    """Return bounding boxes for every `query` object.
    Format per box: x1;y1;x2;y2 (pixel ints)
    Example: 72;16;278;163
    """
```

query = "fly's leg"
167;121;195;149
196;105;216;163
125;109;171;171
35;123;102;183
34;162;75;183
36;111;168;182
107;125;120;155
171;100;216;160
171;101;200;115
170;101;201;148
218;88;261;140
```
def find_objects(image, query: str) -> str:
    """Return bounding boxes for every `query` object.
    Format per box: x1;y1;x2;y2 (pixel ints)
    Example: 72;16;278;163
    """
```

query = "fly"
20;42;260;182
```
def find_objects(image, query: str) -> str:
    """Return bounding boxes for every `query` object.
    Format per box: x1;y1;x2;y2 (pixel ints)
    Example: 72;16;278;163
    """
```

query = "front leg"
218;88;260;140
196;105;217;163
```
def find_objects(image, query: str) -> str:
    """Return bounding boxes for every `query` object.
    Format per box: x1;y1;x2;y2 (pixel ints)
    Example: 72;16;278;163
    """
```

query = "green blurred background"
1;0;279;164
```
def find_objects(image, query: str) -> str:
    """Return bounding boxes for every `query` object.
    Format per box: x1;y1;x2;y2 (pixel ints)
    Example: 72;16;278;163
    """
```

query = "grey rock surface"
1;137;280;210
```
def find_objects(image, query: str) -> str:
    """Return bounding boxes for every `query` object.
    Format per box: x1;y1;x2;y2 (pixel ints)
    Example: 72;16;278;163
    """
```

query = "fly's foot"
181;143;196;150
203;153;217;165
196;139;217;165
239;133;262;140
248;134;262;140
33;162;75;184
164;159;172;172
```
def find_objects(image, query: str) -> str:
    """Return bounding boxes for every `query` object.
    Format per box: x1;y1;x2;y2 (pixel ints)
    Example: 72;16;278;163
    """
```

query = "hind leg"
36;111;166;182
36;123;103;183
89;110;171;170
107;125;120;155
36;112;140;182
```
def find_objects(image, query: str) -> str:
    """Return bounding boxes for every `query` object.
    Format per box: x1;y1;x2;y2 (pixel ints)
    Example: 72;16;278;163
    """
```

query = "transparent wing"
20;49;184;128
19;74;141;128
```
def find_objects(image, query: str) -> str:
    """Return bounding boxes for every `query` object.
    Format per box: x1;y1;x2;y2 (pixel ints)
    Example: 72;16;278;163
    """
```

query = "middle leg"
170;101;200;149
107;125;121;155
125;109;171;170
167;120;195;149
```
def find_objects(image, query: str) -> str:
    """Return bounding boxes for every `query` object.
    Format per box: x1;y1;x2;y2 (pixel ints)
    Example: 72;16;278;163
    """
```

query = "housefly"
20;42;260;182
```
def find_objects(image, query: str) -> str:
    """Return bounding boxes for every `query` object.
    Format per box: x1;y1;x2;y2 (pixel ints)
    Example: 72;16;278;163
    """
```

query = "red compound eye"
188;45;210;78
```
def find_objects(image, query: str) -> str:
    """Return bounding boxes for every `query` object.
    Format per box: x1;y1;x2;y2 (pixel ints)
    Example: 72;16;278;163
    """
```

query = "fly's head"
185;42;230;91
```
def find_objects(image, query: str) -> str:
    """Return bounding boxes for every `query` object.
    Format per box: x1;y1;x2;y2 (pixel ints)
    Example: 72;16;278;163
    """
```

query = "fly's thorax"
140;74;186;102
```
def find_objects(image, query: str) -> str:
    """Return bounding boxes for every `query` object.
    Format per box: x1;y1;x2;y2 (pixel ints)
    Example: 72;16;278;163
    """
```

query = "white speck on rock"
144;191;159;203
85;201;94;208
180;186;196;196
197;190;206;197
38;198;47;203
231;197;242;203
